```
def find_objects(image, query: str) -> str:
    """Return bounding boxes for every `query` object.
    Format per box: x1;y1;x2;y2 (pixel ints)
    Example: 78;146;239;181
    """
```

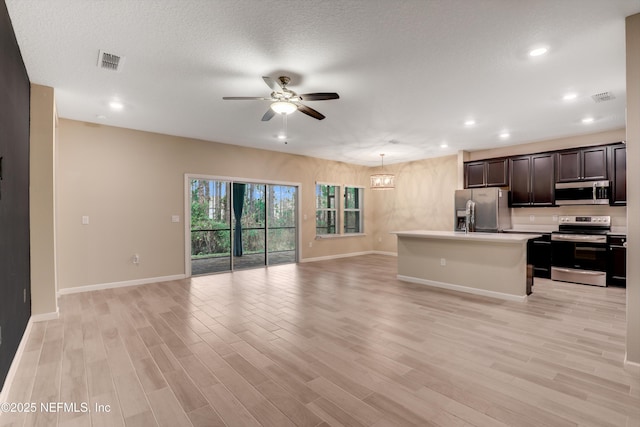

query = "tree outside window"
316;184;339;235
344;186;363;234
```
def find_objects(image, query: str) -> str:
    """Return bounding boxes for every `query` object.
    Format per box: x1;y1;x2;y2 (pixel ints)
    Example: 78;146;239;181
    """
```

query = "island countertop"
390;230;541;242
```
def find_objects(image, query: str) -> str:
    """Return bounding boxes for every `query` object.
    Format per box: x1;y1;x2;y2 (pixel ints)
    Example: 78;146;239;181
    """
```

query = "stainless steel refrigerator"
454;188;511;232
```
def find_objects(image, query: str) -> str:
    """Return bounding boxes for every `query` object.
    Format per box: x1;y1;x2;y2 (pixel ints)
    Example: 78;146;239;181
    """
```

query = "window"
344;186;363;234
316;183;339;235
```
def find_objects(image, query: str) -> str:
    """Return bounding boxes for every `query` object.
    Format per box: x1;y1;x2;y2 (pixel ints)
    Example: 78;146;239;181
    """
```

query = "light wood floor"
1;254;638;426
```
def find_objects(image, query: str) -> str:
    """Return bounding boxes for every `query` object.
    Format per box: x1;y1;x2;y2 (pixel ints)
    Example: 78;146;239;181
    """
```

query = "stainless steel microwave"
555;180;610;205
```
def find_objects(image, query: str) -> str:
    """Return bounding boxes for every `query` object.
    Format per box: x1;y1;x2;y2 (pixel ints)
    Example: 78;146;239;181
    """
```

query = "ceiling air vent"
97;50;124;72
591;91;615;103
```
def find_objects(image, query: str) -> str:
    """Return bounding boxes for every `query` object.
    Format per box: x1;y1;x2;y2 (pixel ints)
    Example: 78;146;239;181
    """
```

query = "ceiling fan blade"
222;96;270;100
262;76;283;92
299;92;340;101
297;104;325;120
261;108;276;121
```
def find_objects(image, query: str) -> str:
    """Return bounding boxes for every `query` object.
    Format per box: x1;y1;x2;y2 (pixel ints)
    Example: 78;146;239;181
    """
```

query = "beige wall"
56;119;374;290
625;13;640;366
29;84;57;315
371;155;458;254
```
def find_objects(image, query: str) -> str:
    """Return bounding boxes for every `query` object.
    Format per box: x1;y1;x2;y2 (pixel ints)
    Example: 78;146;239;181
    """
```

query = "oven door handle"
552;267;605;276
551;234;607;243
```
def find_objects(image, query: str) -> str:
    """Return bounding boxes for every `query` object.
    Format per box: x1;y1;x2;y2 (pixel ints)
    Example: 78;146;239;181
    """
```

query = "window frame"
343;185;364;235
315;182;340;236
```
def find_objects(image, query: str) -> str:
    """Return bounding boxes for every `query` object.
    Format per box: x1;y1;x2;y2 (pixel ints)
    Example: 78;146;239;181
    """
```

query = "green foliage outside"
190;180;296;259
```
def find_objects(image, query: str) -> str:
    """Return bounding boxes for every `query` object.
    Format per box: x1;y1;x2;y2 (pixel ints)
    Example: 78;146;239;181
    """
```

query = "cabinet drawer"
608;235;626;246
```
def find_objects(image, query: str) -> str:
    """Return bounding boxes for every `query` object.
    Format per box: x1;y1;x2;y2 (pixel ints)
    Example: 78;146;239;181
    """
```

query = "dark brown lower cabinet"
527;234;552;279
608;235;626;287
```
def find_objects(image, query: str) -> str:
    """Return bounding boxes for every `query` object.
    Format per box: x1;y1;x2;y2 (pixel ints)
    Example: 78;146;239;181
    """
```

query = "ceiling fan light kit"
270;101;297;115
370;154;395;190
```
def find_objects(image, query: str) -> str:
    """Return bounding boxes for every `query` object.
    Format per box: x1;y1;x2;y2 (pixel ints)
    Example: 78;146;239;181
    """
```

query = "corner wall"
30;84;58;317
625;13;640;366
371;155;458;254
0;0;31;389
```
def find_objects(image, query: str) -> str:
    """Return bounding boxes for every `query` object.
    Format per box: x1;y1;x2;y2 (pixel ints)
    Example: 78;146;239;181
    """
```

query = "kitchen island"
391;230;541;301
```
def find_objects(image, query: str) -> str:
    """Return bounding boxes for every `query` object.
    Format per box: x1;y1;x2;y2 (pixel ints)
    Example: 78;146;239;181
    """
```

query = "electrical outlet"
171;215;180;223
440;258;446;266
552;215;558;222
529;215;535;222
82;215;89;225
309;242;313;248
133;254;140;265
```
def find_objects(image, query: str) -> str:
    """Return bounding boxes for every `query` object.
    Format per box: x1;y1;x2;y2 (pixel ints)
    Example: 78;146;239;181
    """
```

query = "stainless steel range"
551;215;611;287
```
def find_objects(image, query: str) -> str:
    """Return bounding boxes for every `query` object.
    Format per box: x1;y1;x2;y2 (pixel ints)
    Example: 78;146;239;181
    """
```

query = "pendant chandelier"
370;154;395;190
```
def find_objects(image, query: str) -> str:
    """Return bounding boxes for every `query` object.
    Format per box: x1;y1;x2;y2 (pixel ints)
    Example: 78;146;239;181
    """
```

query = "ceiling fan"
223;76;339;121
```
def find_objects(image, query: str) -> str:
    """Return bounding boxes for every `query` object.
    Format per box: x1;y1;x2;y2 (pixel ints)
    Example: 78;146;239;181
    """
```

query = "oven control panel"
558;216;611;226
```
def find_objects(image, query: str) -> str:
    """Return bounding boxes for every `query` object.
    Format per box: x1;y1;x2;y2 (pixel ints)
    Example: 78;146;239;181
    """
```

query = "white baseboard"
397;275;527;302
0;318;33;409
30;309;59;323
372;250;397;257
57;274;187;296
300;251;375;263
624;354;640;374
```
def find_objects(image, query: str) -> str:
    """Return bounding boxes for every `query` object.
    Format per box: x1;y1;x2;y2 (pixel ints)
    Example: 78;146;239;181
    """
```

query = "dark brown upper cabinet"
509;153;555;207
464;158;508;188
609;143;626;206
556;146;607;182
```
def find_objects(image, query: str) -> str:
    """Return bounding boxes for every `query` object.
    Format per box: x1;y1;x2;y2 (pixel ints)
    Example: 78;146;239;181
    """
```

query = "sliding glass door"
268;185;297;265
190;179;232;274
189;177;297;275
233;182;266;270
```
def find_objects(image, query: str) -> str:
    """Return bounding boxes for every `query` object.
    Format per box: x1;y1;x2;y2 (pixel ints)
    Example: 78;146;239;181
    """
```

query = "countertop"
504;226;557;234
391;230;541;243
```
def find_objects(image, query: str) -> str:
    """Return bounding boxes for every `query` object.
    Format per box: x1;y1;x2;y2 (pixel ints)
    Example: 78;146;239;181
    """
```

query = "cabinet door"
465;162;486;188
531;154;555;206
609;144;626;206
582;147;607;180
509;156;531;206
531;237;551;278
486;158;508;187
608;236;626;287
556;150;581;182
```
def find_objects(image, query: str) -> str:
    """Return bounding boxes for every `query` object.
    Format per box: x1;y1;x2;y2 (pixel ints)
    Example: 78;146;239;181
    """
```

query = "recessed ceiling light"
277;134;287;140
109;101;124;110
582;117;594;124
563;93;577;101
440;143;448;148
529;47;548;57
96;114;107;120
499;132;510;139
464;120;476;126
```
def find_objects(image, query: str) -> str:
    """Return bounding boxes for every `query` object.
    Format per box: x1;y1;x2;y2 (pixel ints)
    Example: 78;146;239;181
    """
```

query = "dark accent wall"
0;1;31;389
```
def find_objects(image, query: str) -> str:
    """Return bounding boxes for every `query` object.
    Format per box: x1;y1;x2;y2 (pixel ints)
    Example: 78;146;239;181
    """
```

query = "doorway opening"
187;176;298;275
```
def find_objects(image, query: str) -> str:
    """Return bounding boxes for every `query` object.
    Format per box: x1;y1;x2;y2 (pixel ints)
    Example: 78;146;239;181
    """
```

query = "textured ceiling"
6;0;640;166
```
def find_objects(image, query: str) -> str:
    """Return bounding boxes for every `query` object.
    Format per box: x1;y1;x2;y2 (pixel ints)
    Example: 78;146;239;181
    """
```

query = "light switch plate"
82;216;89;225
171;215;180;223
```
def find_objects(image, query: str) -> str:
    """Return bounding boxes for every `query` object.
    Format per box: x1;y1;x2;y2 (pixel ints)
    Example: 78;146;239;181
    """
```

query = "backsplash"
511;205;627;231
